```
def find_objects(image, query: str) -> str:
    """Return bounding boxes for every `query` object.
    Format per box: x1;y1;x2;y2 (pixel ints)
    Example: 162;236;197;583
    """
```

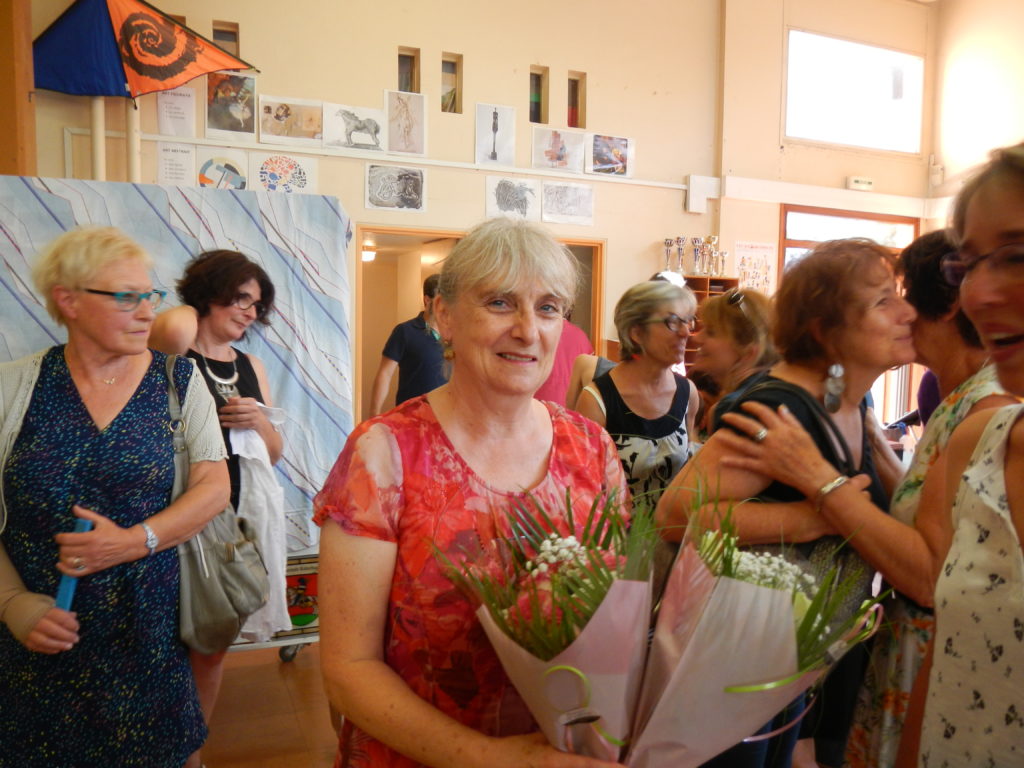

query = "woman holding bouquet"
657;238;917;767
315;218;629;768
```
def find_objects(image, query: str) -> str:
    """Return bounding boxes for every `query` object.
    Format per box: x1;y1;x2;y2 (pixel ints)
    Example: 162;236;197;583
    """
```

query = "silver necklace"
198;352;240;399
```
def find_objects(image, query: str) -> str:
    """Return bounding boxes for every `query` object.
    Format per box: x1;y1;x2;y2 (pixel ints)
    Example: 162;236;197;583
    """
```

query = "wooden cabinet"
684;275;739;367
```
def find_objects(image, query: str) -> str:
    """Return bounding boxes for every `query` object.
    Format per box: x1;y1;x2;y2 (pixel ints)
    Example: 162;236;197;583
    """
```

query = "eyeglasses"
647;313;696;334
232;293;266;314
942;243;1024;287
83;288;166;311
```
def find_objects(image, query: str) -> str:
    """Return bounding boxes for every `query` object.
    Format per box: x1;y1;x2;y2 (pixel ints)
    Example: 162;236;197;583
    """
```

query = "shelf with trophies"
661;236;739;367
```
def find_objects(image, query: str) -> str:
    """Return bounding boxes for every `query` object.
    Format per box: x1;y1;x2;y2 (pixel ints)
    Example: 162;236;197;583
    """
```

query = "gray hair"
32;227;151;326
951;142;1024;244
615;280;696;359
438;218;579;308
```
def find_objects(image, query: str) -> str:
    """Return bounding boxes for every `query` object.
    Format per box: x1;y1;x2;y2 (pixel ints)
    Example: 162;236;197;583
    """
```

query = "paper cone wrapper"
627;576;820;768
477;578;651;760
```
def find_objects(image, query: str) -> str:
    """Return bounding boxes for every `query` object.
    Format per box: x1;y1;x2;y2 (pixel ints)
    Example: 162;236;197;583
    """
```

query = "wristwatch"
141;521;158;556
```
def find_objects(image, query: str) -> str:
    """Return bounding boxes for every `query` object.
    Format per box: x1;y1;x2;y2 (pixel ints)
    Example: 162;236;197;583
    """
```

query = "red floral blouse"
314;396;628;768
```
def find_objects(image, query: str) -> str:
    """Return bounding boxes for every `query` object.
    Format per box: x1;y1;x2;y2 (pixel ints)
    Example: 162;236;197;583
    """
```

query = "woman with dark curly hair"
151;249;284;766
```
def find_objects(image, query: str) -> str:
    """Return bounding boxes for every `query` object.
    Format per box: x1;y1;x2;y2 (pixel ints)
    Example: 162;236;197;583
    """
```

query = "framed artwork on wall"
485;176;540;221
475;104;516;166
259;96;324;147
531;127;585;173
366;163;426;211
542;181;593;226
196;146;249;190
386;90;427;155
323;102;385;151
249;152;319;194
206;72;256;142
585;134;634;177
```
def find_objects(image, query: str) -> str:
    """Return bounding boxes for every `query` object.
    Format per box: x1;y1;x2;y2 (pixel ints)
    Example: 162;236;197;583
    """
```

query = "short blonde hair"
615;280;696;359
32;227;151;326
438;218;579;309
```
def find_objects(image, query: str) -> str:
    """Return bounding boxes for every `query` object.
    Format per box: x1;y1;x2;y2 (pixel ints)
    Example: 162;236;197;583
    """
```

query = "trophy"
663;238;674;272
674;236;686;273
690;237;703;275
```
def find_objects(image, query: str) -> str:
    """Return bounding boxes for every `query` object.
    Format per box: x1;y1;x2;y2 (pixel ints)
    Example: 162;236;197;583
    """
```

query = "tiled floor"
201;643;338;768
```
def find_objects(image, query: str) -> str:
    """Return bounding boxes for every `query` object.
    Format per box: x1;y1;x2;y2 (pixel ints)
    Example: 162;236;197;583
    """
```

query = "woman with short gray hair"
576;279;700;503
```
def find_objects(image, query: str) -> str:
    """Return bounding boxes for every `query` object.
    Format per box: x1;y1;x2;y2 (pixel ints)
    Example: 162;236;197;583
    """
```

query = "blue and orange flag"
34;0;256;99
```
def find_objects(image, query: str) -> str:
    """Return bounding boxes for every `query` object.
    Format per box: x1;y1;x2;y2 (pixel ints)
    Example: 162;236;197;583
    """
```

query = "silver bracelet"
814;475;848;512
141;521;159;557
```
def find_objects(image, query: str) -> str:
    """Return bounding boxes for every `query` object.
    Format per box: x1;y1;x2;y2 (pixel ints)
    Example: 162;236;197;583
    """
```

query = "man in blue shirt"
369;274;445;415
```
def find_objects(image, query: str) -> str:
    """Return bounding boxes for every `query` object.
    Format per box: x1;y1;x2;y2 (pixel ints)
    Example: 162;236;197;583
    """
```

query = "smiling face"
202;278;262;343
959;176;1024;395
436;281;565;399
833;267;917;374
632;299;692;368
60;257;156;357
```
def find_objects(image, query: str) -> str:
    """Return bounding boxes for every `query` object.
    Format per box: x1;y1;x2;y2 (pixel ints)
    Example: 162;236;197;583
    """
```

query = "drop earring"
442;340;455;361
824;363;845;413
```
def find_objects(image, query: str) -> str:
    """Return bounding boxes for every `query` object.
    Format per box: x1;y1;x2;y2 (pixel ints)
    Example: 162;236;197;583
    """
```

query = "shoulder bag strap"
743;379;855;475
165;354;189;501
582;384;607;418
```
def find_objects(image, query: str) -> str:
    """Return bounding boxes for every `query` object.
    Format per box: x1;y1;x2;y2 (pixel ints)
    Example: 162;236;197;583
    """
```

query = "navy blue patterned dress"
0;347;206;767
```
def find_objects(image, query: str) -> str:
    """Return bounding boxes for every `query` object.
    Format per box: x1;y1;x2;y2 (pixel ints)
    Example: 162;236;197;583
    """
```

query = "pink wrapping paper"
476;578;651;760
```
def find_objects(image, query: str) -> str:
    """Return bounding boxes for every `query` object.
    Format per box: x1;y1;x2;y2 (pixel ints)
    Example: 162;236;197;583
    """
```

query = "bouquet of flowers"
626;506;884;766
438;491;883;766
439;489;656;759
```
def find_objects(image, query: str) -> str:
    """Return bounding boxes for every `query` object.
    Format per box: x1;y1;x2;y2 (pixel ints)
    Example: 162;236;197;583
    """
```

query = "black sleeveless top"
187;348;264;509
591;371;691;503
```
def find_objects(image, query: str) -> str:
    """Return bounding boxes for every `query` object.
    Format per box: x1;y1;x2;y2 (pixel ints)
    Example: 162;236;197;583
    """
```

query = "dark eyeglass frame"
231;292;266;315
941;243;1024;287
83;288;166;311
646;313;696;334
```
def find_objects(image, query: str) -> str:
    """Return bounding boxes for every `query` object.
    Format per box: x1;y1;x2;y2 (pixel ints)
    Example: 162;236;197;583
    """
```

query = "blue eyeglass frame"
83;288;167;311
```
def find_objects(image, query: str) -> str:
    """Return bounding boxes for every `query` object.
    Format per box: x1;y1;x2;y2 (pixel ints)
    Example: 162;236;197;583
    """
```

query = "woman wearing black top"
151;249;282;768
657;239;916;768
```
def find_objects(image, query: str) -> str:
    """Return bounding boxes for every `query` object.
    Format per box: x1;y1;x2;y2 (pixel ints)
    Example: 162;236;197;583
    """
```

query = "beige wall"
933;0;1024;192
28;0;1024;407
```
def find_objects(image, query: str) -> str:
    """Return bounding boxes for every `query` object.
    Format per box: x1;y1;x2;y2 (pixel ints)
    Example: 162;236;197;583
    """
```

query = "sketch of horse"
337;109;381;147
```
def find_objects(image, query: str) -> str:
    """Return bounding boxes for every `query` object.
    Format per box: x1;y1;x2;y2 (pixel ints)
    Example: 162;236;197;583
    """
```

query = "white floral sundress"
919;403;1024;767
845;365;1010;768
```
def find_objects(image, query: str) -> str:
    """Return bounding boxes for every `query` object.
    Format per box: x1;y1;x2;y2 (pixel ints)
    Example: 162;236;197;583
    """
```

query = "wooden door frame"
353;224;606;417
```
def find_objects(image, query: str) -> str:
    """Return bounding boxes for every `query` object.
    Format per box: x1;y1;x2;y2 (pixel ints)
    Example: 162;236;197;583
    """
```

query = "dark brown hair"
177;249;275;324
774;238;895;365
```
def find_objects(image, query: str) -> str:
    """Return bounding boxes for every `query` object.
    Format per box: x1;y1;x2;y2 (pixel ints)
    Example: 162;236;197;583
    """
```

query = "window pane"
785;211;916;249
786;30;923;153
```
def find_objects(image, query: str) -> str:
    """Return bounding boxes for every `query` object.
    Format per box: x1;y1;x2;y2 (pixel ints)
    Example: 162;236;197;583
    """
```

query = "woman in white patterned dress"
910;144;1024;767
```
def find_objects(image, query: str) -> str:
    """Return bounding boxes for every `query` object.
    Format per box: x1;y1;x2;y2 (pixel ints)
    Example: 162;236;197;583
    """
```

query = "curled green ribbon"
544;664;628;749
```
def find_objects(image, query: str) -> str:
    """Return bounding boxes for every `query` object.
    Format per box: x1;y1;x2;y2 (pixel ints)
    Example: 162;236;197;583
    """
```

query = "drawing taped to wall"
259;96;323;147
485;176;540;221
542;181;594;226
531;127;585;173
206;72;256;142
323;102;385;150
475;104;516;166
196;146;248;189
249;152;318;194
366;163;426;211
585;134;634;177
386;90;426;155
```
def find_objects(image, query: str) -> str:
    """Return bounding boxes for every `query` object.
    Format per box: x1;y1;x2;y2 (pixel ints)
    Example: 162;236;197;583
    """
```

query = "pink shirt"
534;321;594;404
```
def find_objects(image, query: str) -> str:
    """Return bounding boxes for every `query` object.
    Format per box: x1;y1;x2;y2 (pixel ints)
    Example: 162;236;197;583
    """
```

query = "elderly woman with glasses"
150;249;283;766
0;227;229;766
575;280;700;504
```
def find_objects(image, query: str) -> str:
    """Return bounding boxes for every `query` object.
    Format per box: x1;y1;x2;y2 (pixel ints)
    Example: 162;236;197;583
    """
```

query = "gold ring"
72;556;85;571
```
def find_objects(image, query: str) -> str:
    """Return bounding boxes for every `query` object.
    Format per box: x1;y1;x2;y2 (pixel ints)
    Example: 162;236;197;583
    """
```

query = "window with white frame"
785;30;924;154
